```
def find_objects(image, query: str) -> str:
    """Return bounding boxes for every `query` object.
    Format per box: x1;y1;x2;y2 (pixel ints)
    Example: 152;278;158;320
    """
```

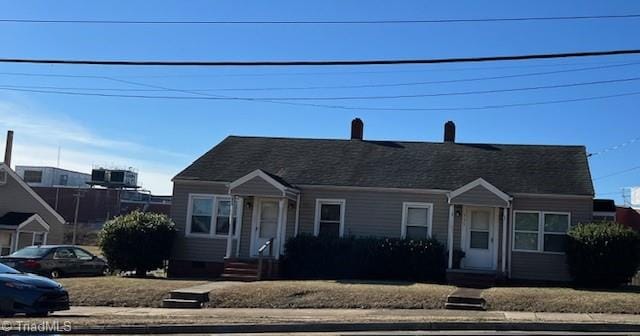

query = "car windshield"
0;263;20;274
10;247;52;258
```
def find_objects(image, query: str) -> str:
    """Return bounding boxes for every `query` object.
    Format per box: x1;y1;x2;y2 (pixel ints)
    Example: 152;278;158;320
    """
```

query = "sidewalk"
17;306;636;334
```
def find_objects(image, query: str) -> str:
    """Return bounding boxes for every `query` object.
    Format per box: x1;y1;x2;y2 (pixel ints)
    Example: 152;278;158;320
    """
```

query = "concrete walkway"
52;306;640;324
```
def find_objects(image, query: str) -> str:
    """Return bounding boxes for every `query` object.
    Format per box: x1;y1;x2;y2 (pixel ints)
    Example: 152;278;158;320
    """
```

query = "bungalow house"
169;119;594;283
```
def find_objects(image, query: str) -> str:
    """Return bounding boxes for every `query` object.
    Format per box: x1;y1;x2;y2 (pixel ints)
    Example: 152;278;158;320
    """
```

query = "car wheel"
101;266;110;276
50;269;62;279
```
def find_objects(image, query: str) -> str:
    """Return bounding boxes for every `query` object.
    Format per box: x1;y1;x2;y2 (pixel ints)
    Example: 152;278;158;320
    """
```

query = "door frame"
460;206;499;270
250;197;283;258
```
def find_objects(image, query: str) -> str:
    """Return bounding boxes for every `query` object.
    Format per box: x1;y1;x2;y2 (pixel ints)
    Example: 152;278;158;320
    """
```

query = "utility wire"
1;76;639;99
594;165;640;181
1;14;640;25
2;86;640;111
2;61;637;92
588;136;640;157
1;49;640;67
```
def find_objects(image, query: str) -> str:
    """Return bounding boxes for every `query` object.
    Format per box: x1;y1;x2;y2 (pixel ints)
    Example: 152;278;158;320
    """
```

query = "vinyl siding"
510;196;593;282
0;171;64;245
238;196;254;258
170;181;231;262
297;187;450;245
450;185;509;207
231;176;282;197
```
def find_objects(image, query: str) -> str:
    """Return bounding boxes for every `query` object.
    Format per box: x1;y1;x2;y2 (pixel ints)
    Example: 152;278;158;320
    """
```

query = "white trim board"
0;164;65;224
448;178;512;205
229;169;299;195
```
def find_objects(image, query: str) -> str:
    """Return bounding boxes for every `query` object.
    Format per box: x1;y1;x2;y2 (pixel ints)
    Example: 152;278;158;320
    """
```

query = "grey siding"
450;185;508;207
238;196;254;258
170;181;230;262
0;170;65;245
510;196;593;282
297;187;450;245
231;176;282;197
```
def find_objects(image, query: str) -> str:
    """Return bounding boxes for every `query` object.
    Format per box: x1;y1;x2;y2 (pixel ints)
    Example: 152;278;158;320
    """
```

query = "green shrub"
98;211;176;276
282;235;446;282
567;222;640;287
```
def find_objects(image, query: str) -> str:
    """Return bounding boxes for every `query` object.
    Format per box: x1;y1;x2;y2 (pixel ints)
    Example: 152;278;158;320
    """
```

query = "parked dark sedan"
0;245;109;278
0;262;69;316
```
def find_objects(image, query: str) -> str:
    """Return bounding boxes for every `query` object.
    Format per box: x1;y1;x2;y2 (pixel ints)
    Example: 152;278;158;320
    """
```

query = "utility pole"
72;189;86;245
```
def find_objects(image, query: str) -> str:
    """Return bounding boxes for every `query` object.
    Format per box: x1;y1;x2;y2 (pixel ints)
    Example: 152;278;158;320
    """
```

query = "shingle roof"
174;136;594;196
0;212;35;226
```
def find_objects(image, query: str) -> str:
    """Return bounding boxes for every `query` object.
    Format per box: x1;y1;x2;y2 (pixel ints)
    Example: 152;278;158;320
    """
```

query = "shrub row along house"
169;119;594;283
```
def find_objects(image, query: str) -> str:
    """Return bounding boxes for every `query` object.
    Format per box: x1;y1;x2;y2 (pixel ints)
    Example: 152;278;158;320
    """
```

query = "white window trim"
313;199;346;237
512;210;571;254
185;193;242;239
401;202;433;239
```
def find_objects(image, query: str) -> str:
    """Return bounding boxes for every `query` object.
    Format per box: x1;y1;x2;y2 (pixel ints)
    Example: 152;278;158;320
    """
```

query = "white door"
462;207;495;270
251;199;279;257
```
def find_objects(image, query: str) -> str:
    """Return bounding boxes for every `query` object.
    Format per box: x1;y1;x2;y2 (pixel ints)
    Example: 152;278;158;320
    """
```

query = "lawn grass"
485;286;640;314
207;280;455;309
58;276;207;307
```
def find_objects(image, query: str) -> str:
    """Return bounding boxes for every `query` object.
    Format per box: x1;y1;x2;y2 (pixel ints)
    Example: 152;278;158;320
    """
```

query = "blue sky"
0;1;639;202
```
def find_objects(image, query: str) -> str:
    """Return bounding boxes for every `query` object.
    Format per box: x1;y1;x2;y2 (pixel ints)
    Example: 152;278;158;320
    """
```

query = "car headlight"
3;281;36;290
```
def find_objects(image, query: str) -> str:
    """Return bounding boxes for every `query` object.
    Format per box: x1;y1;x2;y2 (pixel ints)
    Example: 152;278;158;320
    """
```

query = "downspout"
447;204;454;269
294;193;301;236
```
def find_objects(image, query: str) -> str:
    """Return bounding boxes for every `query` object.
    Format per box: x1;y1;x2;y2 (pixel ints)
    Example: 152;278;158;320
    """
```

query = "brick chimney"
444;121;455;143
4;130;13;166
351;118;364;140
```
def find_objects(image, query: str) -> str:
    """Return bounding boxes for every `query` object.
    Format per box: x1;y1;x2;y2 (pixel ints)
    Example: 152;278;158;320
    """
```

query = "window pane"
216;216;230;235
470;211;490;231
319;222;340;237
406;226;428;240
544;214;569;233
217;200;231;217
544;234;567;252
23;170;42;183
191;215;211;234
407;207;428;226
515;213;539;231
192;198;213;216
470;231;489;249
514;232;538;250
320;204;341;221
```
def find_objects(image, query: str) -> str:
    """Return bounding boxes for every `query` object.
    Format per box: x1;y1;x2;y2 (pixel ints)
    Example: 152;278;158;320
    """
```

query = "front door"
251;199;279;257
462;207;495;270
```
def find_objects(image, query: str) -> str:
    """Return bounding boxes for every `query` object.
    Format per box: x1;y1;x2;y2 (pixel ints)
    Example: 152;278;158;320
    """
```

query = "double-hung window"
513;211;570;253
186;194;241;238
314;199;345;238
401;202;433;240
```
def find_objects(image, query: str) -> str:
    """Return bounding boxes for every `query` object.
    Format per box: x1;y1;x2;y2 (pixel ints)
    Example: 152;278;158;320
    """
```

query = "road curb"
40;321;640;334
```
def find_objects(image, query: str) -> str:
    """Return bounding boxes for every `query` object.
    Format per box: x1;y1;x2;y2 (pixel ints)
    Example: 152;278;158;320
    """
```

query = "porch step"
161;298;202;309
445;287;487;311
222;258;260;281
169;290;209;302
444;302;486;311
220;273;259;282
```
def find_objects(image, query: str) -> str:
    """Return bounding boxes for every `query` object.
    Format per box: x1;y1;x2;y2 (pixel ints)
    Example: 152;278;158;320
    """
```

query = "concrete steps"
446;270;497;288
221;258;260;281
161;298;202;309
445;287;487;311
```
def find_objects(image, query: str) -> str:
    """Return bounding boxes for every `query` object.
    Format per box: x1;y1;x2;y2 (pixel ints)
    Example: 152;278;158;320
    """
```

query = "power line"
2;75;639;99
594;165;640;181
2;49;640;67
2;61;637;92
2;14;640;25
2;85;640;111
588;136;640;157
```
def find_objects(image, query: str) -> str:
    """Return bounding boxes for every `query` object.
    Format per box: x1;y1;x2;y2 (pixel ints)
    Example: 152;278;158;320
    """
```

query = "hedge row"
282;235;446;282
